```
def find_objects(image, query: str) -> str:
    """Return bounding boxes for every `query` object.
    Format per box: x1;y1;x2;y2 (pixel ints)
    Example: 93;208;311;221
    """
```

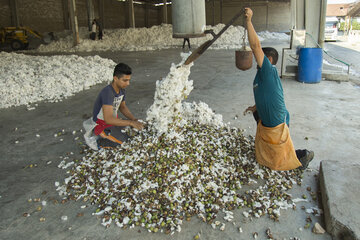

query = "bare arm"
102;104;143;130
245;8;265;68
119;101;144;130
119;101;136;121
243;104;256;115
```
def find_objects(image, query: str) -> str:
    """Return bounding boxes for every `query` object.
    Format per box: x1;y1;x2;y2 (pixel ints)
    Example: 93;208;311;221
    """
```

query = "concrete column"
62;0;70;29
318;0;327;48
163;0;167;24
296;0;305;30
129;0;135;28
290;0;296;29
9;0;19;27
305;0;321;47
68;0;80;46
86;0;95;31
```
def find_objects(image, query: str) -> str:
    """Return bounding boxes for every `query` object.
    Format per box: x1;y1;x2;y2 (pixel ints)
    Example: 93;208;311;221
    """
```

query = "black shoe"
298;150;314;170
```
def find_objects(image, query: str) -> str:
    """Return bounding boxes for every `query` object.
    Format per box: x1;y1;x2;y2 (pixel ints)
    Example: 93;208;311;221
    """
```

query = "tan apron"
255;121;301;171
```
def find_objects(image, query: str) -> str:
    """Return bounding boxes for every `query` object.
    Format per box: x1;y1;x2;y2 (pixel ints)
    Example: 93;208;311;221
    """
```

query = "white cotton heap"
146;52;194;134
0;52;115;109
33;24;289;53
146;53;224;135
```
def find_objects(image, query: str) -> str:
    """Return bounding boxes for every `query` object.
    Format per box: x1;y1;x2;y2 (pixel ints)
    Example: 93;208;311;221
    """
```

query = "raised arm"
245;8;265;68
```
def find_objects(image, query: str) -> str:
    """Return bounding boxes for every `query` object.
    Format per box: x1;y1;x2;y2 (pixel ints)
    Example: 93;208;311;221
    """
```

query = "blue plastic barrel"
298;48;323;83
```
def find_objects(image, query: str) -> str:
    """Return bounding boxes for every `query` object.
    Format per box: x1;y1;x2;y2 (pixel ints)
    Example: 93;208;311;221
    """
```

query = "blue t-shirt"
253;56;289;127
92;85;126;122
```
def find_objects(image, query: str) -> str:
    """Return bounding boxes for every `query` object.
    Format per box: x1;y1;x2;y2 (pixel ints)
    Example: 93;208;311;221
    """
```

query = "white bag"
83;117;99;150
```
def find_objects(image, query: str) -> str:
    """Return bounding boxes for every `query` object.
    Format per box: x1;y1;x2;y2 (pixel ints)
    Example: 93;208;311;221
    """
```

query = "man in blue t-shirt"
243;8;313;170
92;63;144;148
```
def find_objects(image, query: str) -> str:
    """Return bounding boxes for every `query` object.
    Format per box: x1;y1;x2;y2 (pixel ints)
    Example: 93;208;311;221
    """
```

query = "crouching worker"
243;8;313;171
83;63;144;150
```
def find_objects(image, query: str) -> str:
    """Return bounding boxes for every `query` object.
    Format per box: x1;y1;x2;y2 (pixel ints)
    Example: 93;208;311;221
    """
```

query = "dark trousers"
252;110;306;159
97;126;129;148
90;32;96;40
183;38;190;49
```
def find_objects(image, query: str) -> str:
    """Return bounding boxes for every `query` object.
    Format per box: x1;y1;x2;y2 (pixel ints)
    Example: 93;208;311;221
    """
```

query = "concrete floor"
1;40;359;239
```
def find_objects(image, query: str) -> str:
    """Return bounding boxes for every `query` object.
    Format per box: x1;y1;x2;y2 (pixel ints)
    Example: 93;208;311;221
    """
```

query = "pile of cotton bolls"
56;53;303;234
35;24;289;53
0;52;115;109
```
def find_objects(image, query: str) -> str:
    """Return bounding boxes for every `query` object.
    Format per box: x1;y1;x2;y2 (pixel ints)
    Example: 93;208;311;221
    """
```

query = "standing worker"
182;38;191;49
96;19;103;40
243;8;314;171
90;19;97;40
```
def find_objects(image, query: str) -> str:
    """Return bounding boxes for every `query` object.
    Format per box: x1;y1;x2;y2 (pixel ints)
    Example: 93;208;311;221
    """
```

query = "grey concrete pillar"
68;0;80;46
129;0;135;28
296;0;305;30
305;0;321;47
163;0;167;24
9;0;19;27
290;0;296;29
318;0;327;48
86;0;95;31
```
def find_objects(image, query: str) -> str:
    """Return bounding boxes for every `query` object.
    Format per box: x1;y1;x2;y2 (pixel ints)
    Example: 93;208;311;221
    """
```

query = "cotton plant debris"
56;54;303;234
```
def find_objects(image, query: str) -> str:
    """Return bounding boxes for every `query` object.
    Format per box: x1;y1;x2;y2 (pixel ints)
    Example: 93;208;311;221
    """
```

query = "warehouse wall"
0;0;12;27
205;0;291;32
103;1;127;28
0;0;291;33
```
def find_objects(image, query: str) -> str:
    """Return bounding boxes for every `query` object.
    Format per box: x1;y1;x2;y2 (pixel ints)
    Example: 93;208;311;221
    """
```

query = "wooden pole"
68;0;80;46
9;0;19;27
129;0;135;28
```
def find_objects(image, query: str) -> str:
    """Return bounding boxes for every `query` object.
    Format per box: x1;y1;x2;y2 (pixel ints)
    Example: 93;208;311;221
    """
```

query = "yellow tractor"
0;27;50;50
